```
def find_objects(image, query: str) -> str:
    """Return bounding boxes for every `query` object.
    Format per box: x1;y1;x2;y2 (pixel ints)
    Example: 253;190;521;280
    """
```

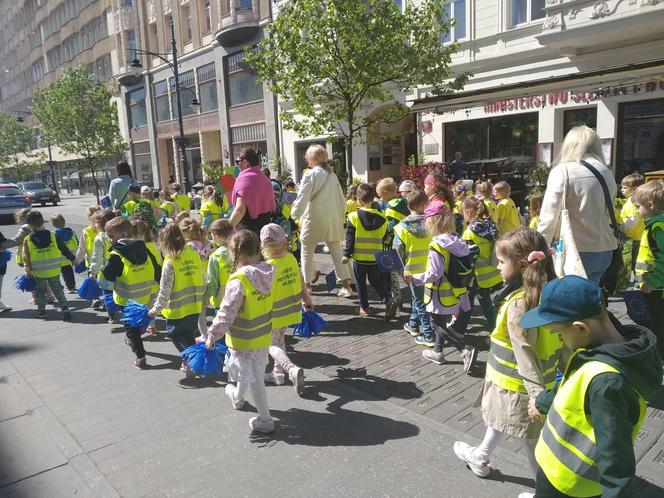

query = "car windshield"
0;187;22;196
22;182;47;189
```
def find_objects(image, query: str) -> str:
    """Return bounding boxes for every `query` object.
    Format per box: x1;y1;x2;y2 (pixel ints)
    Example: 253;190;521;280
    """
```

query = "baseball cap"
520;275;603;329
399;180;415;193
140;186;151;193
423;200;449;218
260;223;287;244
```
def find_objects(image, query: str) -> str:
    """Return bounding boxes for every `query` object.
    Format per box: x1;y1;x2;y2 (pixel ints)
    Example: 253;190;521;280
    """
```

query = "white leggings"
475;426;539;478
0;274;6;309
300;240;350;284
235;381;271;421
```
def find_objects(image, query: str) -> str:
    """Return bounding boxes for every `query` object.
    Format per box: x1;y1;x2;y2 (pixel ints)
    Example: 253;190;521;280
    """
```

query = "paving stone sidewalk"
297;254;664;496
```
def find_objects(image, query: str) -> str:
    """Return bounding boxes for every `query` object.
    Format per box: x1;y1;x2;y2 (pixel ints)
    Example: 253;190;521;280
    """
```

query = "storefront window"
619;99;664;177
563;107;597;136
128;88;147;128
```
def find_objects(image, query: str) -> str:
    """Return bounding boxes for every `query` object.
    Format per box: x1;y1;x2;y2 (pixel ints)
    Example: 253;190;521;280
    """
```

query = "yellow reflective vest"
60;232;79;268
347;208;387;263
145;241;163;267
226;271;273;350
486;288;564;394
26;231;63;278
462;227;502;289
423;240;467;307
173;194;190;212
162;246;204;320
208;246;232;308
635;220;664;282
268;254;302;329
161;201;175;218
82;226;98;265
199;199;226;227
621;197;644;242
393;223;430;275
111;249;158;306
535;358;646;497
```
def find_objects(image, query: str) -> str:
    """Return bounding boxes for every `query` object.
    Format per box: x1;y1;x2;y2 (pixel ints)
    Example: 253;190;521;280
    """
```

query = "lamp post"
125;18;201;193
15;112;58;194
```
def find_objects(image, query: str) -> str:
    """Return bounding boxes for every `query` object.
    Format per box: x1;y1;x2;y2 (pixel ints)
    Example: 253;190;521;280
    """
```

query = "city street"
0;194;663;498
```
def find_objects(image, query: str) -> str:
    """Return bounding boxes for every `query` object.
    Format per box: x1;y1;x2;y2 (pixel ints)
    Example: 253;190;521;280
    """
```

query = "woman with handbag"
291;145;353;297
537;126;619;284
107;161;134;211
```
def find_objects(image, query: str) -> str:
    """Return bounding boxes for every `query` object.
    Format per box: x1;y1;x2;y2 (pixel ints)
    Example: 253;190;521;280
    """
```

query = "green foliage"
32;65;127;201
0;113;45;181
202;160;225;183
526;161;550;199
246;0;468;184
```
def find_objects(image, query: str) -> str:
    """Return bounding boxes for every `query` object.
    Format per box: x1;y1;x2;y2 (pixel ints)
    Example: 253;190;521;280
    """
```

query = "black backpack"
446;248;477;289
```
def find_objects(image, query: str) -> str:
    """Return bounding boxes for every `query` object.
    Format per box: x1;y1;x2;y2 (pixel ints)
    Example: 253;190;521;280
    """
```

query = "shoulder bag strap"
114;184;131;210
579;160;620;240
310;171;332;202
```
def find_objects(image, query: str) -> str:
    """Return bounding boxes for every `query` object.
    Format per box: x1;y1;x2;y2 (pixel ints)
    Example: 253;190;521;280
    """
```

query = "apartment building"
114;0;277;188
0;0;117;188
279;0;664;184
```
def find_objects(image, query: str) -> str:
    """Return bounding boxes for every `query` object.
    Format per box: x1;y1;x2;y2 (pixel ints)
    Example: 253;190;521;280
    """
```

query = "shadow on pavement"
288;348;350;369
144;350;181;370
633;476;664;497
0;344;37;359
484;468;535;488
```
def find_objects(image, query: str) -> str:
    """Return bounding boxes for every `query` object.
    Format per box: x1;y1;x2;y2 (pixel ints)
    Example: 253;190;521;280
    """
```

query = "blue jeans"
408;284;433;340
579;250;612;285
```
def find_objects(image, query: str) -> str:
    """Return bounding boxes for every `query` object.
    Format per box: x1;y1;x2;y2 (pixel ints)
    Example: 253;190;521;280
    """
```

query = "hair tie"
527;251;546;263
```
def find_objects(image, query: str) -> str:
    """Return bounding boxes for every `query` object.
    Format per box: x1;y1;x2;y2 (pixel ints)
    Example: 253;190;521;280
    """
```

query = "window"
619;99;664;178
511;0;545;26
203;0;212;33
128;88;147;128
441;0;466;43
182;5;192;42
226;51;263;106
171;71;196;117
197;63;217;112
154;80;171;122
127;30;137;55
392;0;402;10
238;0;252;10
133;142;153;183
563;108;597;137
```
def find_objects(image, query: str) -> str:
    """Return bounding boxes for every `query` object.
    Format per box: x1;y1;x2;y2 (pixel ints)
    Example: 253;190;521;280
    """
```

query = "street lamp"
123;17;200;193
14;112;58;195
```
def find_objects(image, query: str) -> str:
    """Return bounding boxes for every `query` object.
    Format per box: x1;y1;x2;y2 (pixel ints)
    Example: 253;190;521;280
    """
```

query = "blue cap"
520;275;603;329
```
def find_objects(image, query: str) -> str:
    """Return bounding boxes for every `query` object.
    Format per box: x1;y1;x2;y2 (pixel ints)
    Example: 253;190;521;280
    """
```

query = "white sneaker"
249;416;275;433
338;287;353;298
264;372;286;386
517;493;535;498
453;441;491;478
225;384;245;410
322;245;330;253
290;367;304;395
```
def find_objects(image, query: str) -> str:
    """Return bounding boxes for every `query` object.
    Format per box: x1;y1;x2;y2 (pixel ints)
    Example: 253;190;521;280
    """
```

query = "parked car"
0;183;32;220
17;181;60;206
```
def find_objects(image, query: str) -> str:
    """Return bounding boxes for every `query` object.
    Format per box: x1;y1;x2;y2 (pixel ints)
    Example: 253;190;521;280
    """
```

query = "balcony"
536;0;664;56
215;0;261;47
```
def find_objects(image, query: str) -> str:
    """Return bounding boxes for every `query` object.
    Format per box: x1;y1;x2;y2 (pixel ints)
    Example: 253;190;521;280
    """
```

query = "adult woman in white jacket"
537;126;618;284
291;145;353;297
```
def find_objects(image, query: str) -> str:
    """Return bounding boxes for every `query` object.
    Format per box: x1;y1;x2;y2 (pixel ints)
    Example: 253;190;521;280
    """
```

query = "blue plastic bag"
120;300;152;330
78;277;102;300
103;292;123;313
74;260;88;274
291;309;327;338
0;250;12;266
180;342;228;377
15;274;36;292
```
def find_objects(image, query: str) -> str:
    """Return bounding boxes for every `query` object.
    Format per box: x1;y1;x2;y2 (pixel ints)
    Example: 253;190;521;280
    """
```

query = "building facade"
279;0;664;187
114;0;278;189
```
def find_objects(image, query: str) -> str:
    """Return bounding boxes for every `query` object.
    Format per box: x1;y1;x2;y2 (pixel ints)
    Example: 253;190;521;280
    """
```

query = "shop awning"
411;58;664;114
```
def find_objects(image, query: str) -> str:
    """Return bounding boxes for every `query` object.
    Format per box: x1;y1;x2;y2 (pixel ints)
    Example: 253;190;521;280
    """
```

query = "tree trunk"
345;134;354;187
89;161;101;204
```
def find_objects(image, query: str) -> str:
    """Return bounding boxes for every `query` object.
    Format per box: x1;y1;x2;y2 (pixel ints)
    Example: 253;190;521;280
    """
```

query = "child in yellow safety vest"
260;223;313;395
73;204;101;272
393;190;433;344
206;230;276;434
475;181;497;220
130;218;162;335
159;188;176;221
14;208;55;305
620;173;645;277
527;191;543;230
170;183;191;214
102;217;161;369
517;275;662;498
452;196;503;335
22;210;74;321
453;228;565;481
493;181;522;234
205;219;234;315
403;201;477;369
51;213;79;294
199;185;228;229
149;222;204;378
87;209;118;319
342;183;397;319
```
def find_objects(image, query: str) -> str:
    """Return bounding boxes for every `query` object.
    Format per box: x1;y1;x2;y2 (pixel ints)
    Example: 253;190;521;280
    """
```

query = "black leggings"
431;314;466;354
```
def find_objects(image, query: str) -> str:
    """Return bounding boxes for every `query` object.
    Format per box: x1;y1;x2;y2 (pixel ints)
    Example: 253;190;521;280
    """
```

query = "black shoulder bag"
580;160;623;294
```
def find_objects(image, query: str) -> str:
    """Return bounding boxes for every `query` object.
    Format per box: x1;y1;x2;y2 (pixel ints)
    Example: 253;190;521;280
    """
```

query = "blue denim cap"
520;275;603;329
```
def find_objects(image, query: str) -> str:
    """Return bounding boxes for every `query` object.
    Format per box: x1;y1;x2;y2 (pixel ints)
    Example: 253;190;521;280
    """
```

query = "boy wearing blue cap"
517;275;662;498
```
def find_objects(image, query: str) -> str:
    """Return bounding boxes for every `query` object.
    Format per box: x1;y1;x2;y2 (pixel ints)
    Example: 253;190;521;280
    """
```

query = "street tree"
246;0;468;184
32;65;127;201
0;113;44;181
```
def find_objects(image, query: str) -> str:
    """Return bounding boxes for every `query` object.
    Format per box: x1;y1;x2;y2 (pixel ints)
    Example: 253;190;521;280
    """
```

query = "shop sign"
420;120;433;133
484;80;664;114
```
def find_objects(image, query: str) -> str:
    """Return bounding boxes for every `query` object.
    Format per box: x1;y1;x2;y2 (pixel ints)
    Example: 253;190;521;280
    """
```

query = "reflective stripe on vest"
27;232;63;278
162;246;204;320
385;206;406;222
111;249;157;306
347;209;387;263
635;221;664;280
82;226;98;263
61;233;78;267
462;228;502;289
226;271;273;350
535;359;647;497
394;224;431;275
423;240;465;307
486;288;563;393
267;254;302;329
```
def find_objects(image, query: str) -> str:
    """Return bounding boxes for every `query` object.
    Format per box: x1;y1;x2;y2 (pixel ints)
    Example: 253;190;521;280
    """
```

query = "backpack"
446;250;476;289
133;200;158;231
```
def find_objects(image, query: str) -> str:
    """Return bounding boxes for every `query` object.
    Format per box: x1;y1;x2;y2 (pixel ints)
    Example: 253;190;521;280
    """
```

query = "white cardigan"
291;166;346;243
538;155;619;253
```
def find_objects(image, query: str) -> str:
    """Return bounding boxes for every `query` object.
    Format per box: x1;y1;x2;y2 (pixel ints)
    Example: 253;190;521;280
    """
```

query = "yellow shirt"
529;215;540;230
620;197;644;241
346;199;358;216
495;197;521;234
483;199;497;219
